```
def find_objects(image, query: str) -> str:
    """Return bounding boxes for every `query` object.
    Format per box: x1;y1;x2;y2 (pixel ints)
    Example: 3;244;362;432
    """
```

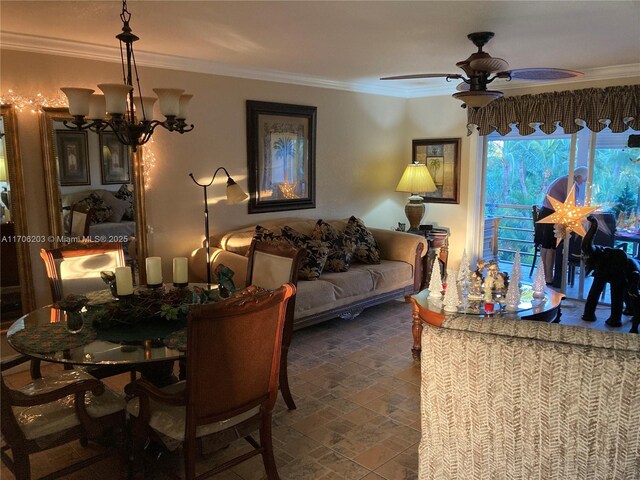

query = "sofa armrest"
190;248;248;287
370;228;428;263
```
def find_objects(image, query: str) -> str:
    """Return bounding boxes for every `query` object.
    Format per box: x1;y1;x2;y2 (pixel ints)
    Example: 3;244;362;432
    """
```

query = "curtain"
466;84;640;136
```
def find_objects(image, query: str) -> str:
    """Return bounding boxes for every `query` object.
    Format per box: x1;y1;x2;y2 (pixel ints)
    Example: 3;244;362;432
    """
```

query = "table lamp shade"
396;164;436;194
396;163;436;232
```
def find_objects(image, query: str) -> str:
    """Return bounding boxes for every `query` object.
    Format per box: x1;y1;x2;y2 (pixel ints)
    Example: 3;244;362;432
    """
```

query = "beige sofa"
419;315;640;480
190;218;427;329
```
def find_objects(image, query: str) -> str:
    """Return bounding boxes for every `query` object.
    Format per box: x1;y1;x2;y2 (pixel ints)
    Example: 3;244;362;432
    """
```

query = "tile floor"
2;297;632;480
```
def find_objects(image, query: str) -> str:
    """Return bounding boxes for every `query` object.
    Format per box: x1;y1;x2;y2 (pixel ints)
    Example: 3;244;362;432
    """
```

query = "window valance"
466;84;640;136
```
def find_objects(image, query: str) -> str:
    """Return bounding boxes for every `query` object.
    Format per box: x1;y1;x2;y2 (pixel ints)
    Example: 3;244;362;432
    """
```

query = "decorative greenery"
612;183;637;220
86;286;221;330
54;294;89;312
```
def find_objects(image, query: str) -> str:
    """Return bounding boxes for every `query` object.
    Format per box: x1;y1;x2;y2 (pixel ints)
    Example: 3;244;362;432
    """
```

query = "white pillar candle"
146;257;163;286
115;266;134;296
173;257;188;284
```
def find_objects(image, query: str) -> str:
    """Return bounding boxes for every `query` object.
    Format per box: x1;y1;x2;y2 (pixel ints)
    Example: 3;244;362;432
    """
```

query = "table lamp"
189;167;248;289
396;163;436;232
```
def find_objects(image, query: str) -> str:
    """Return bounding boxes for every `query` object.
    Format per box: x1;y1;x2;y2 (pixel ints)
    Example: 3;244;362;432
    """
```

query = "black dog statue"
581;215;640;331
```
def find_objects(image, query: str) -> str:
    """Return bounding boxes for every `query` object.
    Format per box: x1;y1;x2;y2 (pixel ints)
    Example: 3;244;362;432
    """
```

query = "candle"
173;257;188;286
146;257;163;286
115;266;134;296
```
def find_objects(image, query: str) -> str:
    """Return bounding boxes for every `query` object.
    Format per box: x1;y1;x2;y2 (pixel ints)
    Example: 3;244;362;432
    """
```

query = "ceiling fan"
381;32;583;109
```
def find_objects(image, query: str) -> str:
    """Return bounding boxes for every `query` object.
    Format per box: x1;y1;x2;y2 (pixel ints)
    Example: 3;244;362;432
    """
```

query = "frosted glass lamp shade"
97;84;133;115
177;94;193;120
396;163;437;194
61;87;95;116
133;96;157;121
153;88;184;117
88;94;106;120
226;180;248;204
452;90;503;109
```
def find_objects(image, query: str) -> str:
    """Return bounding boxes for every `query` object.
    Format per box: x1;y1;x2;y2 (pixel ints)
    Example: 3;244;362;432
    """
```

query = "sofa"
419;315;640;480
190;218;428;329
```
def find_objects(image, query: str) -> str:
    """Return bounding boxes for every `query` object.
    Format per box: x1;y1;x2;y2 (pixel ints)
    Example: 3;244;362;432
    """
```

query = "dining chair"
246;239;305;410
37;242;135;381
69;204;93;239
1;354;126;480
125;284;295;480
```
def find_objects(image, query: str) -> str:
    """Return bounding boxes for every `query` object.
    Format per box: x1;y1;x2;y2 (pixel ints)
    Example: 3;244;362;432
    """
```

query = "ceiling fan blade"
380;73;463;80
456;82;470;92
469;57;509;74
506;68;583;81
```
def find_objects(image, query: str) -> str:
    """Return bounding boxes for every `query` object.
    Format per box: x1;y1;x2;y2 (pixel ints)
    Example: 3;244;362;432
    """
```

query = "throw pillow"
75;192;113;224
311;219;355;272
114;184;135;220
281;225;330;280
99;190;129;223
253;225;290;247
344;216;381;264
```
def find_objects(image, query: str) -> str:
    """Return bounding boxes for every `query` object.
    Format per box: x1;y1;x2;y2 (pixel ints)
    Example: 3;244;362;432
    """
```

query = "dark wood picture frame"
412;138;461;204
246;100;316;214
99;131;131;184
55;130;90;186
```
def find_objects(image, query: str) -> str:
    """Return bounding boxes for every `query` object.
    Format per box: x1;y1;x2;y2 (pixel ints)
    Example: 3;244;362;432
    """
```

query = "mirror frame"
1;104;36;321
39;107;148;281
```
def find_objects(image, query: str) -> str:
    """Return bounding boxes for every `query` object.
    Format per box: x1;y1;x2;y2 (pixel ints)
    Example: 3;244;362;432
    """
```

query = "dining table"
6;286;215;375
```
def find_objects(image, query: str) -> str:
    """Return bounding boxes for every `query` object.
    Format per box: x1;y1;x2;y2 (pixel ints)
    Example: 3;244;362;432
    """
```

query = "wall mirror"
40;107;148;283
1;104;35;328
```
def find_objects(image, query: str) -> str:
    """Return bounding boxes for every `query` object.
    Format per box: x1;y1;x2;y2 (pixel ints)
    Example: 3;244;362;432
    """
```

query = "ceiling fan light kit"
381;31;583;110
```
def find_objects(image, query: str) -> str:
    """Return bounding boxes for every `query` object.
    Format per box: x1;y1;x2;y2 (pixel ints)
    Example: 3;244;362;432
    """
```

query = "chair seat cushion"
126;381;260;447
13;369;125;441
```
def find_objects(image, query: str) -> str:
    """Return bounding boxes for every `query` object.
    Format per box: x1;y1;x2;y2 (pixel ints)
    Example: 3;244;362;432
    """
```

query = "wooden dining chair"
246;239;305;410
37;242;135;381
69;204;93;239
1;354;126;480
125;284;295;480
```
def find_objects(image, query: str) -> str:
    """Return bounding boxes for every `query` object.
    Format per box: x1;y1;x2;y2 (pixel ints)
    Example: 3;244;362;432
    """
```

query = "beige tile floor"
2;297;632;480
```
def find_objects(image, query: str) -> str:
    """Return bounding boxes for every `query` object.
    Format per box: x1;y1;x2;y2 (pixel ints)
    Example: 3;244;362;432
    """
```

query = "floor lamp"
189;167;248;289
396;163;437;232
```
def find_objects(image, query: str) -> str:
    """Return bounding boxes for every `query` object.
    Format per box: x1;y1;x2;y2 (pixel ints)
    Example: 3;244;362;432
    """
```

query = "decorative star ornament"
537;186;599;245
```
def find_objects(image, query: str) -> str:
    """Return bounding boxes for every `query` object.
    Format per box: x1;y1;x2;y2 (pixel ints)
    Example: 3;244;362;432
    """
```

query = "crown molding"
2;32;639;99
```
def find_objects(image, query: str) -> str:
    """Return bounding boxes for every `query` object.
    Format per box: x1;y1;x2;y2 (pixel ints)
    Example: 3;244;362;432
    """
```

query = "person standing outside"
538;166;589;284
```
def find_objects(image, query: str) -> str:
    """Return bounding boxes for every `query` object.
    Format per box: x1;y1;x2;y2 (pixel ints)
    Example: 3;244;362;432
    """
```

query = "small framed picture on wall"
55;130;90;186
99;132;131;184
412;138;461;204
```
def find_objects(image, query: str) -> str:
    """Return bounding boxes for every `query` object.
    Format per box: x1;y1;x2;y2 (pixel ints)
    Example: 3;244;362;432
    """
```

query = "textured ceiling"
1;1;639;96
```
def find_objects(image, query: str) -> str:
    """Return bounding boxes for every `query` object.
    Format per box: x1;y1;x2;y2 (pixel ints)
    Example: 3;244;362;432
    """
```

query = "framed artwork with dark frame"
246;100;316;213
55;130;90;186
412;138;461;204
99;131;131;184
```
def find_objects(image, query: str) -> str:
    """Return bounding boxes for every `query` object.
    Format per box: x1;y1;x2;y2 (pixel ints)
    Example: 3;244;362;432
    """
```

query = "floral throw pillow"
114;184;135;221
311;220;355;272
75;192;113;224
344;216;381;264
253;225;291;248
281;226;330;280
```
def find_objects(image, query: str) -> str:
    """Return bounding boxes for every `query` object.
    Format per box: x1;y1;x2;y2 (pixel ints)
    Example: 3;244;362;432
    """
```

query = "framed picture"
246;100;316;213
99;132;131;184
55;131;90;186
412;138;461;204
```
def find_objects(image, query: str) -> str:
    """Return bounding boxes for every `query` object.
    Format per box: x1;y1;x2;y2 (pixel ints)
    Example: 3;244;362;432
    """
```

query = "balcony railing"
485;203;536;267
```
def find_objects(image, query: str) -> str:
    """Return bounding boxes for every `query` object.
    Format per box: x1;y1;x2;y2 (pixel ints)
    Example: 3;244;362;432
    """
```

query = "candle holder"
147;283;163;289
173;281;188;288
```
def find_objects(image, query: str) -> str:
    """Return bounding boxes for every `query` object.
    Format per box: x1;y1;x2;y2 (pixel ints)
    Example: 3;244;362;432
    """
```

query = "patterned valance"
466;84;640;136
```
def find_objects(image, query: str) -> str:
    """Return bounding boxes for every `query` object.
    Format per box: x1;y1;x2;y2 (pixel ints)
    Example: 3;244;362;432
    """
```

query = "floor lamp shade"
396;163;437;232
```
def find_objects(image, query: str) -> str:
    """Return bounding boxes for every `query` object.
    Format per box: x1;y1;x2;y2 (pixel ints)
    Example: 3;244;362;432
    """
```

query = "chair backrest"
532;205;543;246
40;242;125;301
246;239;304;289
184;284;295;428
69;204;93;238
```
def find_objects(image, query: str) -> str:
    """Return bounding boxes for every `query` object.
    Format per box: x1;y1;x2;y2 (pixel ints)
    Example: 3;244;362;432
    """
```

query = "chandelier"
60;0;193;150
